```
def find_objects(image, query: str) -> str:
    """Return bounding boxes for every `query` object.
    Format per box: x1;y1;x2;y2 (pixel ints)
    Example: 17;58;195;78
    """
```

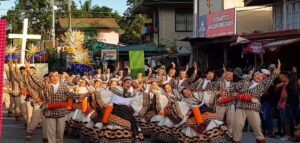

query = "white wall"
158;7;193;54
236;7;273;34
223;0;244;9
199;0;223;16
97;29;120;45
199;0;245;16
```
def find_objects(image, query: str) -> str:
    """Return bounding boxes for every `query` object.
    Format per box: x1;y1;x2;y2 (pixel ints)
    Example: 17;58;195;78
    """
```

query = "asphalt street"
1;110;295;143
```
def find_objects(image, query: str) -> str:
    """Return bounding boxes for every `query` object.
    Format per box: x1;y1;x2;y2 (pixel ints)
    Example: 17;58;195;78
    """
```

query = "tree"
91;6;121;20
127;0;142;6
4;0;52;40
119;0;144;44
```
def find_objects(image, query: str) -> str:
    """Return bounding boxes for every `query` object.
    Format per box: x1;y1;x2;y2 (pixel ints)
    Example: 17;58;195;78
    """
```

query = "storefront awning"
244;0;279;6
181;35;238;45
264;38;300;48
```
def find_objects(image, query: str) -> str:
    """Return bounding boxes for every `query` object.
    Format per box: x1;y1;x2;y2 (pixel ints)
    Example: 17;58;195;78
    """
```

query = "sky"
0;0;128;17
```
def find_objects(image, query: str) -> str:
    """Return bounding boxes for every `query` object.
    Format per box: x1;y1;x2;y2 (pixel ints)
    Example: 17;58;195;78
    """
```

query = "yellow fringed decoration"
26;43;41;59
6;45;20;55
63;29;93;67
64;30;85;54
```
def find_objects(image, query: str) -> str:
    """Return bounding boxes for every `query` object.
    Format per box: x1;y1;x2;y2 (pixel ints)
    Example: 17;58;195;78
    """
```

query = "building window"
295;2;300;29
175;9;193;32
287;2;295;29
274;6;283;31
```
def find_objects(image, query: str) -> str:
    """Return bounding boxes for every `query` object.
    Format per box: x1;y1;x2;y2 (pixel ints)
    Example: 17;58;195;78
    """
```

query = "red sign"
198;8;236;37
0;20;6;138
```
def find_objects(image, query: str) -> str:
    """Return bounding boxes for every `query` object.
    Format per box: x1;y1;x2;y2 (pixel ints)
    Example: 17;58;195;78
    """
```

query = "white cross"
8;18;41;65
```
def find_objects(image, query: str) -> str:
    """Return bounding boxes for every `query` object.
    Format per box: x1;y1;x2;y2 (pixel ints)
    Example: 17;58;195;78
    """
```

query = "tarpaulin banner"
198;8;236;37
0;20;7;138
245;42;265;54
101;49;117;61
129;51;145;78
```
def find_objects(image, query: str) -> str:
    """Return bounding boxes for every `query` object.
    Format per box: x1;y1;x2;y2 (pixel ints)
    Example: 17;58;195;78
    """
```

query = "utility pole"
207;0;213;14
193;0;198;37
68;0;72;31
52;0;55;48
283;0;287;30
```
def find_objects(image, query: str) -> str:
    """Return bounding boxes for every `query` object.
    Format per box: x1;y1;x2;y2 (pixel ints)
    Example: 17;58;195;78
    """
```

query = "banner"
0;20;6;138
101;49;117;60
245;42;265;54
129;51;145;78
198;8;236;37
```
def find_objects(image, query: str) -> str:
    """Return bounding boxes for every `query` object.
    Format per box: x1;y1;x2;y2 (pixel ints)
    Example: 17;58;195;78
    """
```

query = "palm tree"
79;0;92;12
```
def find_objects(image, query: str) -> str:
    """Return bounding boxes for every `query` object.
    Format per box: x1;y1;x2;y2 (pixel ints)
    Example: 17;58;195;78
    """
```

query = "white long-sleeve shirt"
111;95;133;106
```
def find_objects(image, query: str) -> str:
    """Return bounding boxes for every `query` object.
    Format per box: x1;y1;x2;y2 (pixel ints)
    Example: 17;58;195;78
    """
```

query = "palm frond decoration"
71;51;93;66
64;30;85;54
63;29;93;73
26;43;41;60
6;45;20;55
5;45;20;61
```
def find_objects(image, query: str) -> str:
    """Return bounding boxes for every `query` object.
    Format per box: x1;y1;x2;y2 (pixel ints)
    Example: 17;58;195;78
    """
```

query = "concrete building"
243;0;300;70
133;0;194;54
198;0;273;35
245;0;300;31
184;0;300;71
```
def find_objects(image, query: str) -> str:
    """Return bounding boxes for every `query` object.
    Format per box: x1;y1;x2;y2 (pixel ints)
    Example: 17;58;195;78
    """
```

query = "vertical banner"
129;51;145;79
198;15;208;37
0;20;6;138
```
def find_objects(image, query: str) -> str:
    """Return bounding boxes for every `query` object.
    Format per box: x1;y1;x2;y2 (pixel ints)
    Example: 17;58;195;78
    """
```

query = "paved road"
1;110;295;143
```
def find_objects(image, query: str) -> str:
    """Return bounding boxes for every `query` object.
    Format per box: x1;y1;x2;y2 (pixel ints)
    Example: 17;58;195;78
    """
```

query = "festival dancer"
79;79;104;143
24;67;49;142
8;60;30;125
179;88;233;143
133;80;168;137
169;62;198;91
3;71;14;117
213;68;237;133
152;86;232;143
26;65;86;143
231;60;281;143
94;69;102;79
155;66;166;84
94;77;144;143
67;79;92;137
151;83;186;142
188;70;216;92
162;62;177;84
87;79;116;143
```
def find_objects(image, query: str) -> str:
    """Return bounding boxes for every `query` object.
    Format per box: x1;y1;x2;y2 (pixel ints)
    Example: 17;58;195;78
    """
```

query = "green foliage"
127;0;142;6
119;15;144;44
119;0;145;44
2;0;146;69
45;47;67;72
4;0;52;39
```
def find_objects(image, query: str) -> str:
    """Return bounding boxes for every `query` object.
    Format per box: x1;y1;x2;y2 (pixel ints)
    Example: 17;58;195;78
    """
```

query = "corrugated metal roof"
58;18;120;29
117;42;162;52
